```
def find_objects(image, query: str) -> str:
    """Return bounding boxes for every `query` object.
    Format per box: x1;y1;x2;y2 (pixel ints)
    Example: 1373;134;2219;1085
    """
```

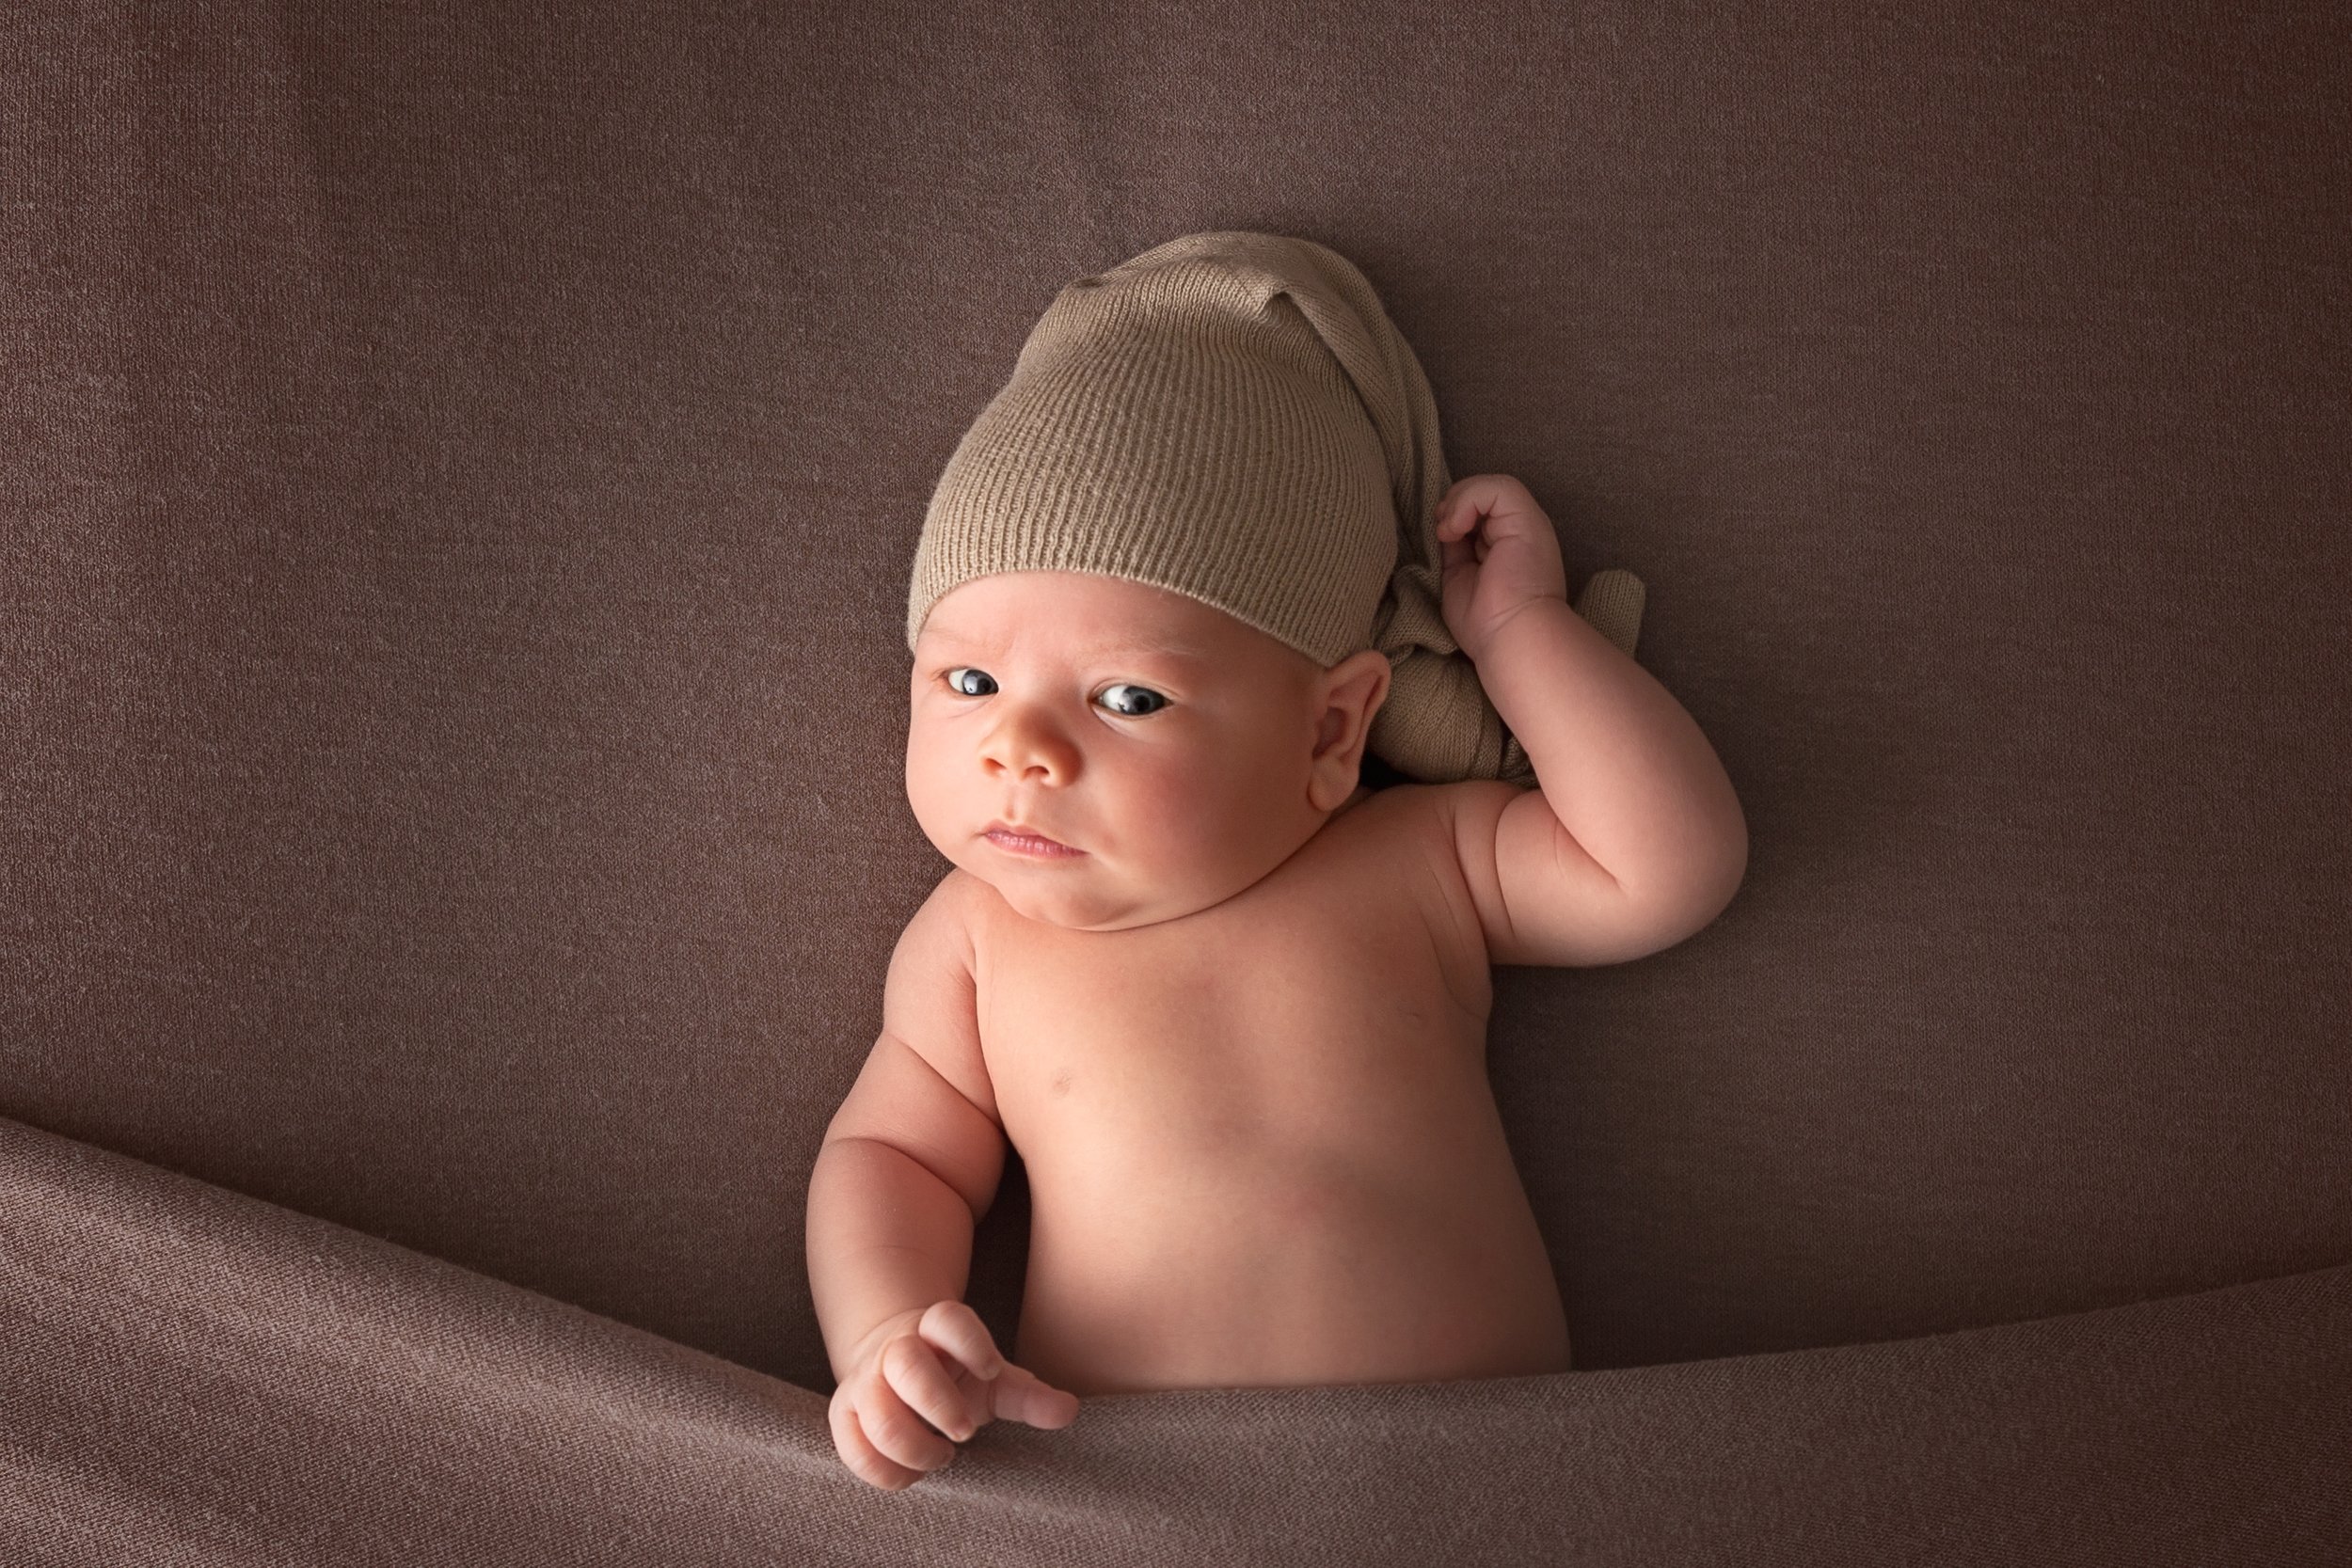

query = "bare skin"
904;571;1572;1397
830;456;1761;1485
965;787;1571;1396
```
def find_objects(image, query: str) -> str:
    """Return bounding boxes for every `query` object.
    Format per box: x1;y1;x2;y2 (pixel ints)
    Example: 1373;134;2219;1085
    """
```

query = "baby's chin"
971;862;1227;933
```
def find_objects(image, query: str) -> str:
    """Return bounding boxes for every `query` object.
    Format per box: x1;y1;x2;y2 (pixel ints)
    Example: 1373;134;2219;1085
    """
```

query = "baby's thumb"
989;1361;1082;1429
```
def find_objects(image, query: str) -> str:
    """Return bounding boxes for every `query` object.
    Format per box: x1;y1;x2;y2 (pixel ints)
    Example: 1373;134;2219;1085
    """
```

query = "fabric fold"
8;1116;2345;1566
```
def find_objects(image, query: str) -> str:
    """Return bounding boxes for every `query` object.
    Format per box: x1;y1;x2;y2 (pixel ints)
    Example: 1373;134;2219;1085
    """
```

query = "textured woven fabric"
7;0;2350;1561
10;1117;2350;1565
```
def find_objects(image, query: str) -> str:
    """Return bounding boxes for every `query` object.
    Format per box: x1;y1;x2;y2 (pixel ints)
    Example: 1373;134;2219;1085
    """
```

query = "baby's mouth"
982;823;1085;859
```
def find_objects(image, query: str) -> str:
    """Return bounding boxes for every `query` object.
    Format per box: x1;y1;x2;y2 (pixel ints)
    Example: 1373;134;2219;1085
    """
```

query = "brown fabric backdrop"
6;1;2348;1561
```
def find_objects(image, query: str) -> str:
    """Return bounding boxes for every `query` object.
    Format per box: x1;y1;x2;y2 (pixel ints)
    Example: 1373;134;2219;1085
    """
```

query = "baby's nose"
987;737;1073;784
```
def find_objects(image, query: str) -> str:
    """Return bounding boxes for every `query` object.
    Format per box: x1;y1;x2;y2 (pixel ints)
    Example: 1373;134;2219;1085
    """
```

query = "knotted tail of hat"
908;229;1647;786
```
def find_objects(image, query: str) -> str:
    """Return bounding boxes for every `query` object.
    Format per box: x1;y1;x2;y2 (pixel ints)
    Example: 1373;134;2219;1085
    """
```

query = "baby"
805;232;1748;1492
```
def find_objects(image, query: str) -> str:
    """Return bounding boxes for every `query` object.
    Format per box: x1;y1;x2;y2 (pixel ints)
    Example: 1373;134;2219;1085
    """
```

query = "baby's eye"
1097;682;1168;718
939;668;1167;718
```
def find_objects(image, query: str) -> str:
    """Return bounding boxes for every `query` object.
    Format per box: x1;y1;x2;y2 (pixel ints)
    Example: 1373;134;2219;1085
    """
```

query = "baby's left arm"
1434;474;1748;966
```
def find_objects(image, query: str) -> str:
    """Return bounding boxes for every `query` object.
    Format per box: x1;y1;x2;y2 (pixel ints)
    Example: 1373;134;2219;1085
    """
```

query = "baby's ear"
1306;650;1393;811
1323;646;1393;714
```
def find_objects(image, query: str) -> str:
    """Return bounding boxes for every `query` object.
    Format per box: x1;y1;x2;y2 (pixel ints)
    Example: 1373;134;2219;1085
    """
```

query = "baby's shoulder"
1340;781;1484;912
930;864;995;944
1350;780;1470;861
1358;779;1541;931
934;863;1025;974
1347;782;1501;1015
1366;777;1535;847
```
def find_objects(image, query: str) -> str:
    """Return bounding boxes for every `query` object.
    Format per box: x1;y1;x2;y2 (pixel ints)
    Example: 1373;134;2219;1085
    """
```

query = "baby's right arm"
804;871;1079;1490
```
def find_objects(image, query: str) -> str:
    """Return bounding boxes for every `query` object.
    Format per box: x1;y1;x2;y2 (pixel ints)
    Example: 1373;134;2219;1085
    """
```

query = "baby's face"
907;571;1391;931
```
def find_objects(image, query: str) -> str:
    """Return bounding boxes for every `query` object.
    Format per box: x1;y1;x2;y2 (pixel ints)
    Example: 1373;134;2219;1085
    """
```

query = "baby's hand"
1432;472;1570;664
826;1299;1081;1492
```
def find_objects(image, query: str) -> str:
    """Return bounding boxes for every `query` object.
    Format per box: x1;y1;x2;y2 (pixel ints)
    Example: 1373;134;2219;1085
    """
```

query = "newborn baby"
805;234;1748;1492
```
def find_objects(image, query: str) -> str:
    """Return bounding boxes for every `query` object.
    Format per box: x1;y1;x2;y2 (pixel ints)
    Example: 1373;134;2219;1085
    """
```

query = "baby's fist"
1431;473;1569;663
827;1300;1082;1492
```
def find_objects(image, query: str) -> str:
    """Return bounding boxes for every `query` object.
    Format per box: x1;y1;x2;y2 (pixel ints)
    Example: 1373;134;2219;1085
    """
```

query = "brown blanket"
11;1121;2348;1562
7;3;2349;1562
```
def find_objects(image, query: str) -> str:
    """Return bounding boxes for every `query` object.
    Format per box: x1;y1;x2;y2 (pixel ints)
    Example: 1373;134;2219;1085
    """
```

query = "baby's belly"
1009;1117;1574;1396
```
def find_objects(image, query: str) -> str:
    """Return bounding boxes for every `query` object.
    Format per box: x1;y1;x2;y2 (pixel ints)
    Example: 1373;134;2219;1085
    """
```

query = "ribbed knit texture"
906;230;1646;785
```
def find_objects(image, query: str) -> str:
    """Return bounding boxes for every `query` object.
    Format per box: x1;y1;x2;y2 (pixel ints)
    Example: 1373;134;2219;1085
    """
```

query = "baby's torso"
966;783;1572;1396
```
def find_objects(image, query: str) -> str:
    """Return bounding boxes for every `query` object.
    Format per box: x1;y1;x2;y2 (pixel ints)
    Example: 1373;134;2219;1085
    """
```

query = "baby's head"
906;568;1391;930
901;231;1532;929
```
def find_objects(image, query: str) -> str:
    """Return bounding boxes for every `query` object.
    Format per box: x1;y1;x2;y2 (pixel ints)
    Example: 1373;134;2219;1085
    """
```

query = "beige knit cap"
906;230;1645;786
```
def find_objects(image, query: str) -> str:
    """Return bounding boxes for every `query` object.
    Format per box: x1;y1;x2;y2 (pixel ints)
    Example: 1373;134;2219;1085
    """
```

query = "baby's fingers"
829;1384;932;1492
987;1360;1083;1430
881;1332;980;1448
1434;473;1534;531
915;1299;1009;1386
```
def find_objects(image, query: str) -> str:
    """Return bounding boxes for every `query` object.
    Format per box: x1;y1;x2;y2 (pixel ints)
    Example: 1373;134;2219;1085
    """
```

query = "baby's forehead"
923;573;1253;655
925;617;1222;667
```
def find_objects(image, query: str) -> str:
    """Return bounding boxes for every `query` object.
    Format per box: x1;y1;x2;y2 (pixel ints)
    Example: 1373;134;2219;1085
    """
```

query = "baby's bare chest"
972;795;1497;1183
